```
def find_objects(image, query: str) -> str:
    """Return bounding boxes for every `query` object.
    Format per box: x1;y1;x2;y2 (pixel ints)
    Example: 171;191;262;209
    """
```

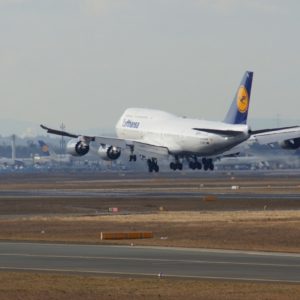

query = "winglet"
40;124;79;138
40;124;96;141
223;71;253;125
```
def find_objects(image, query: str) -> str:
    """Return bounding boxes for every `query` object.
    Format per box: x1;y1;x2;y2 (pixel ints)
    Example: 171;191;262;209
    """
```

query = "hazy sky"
0;0;300;135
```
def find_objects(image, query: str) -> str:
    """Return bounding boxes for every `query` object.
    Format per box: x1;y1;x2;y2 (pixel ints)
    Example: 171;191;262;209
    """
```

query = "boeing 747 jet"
41;71;300;172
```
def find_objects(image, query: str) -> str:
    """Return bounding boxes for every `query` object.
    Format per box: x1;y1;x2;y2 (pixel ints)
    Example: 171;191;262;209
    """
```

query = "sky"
0;0;300;136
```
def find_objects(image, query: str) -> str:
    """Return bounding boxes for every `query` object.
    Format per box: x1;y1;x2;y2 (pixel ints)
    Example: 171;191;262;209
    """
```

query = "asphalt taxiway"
0;242;300;283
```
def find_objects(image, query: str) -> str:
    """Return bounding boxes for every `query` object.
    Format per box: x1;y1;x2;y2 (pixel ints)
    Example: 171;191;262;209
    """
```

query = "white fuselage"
115;108;250;157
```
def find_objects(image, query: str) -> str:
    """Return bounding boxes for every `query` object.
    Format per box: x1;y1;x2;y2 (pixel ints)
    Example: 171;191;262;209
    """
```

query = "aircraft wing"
130;141;169;157
95;137;169;157
249;126;300;144
93;136;127;149
41;125;169;157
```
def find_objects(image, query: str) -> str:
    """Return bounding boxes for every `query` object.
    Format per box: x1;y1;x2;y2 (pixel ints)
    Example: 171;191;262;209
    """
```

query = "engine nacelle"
66;139;90;156
279;138;300;150
98;145;121;161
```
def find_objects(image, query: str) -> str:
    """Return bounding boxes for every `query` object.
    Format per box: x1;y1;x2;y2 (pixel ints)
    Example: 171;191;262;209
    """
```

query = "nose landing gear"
129;154;137;161
129;146;137;162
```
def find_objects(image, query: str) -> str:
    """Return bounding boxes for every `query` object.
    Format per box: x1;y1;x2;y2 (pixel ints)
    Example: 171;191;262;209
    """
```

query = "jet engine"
98;145;121;161
66;139;90;156
279;138;300;150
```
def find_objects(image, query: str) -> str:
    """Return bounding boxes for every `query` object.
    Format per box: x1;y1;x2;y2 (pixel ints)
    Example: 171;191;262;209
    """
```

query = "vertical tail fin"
38;140;50;157
223;71;253;125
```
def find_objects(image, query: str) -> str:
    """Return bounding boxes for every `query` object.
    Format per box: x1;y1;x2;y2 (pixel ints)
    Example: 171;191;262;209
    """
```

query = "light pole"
60;123;66;154
11;134;16;164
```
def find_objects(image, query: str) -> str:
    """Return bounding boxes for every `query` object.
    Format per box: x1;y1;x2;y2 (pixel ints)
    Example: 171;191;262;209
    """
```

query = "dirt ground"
1;272;300;300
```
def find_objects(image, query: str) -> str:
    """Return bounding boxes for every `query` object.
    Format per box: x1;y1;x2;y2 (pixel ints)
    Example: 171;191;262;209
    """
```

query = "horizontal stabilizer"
193;128;245;136
249;125;300;145
250;126;299;135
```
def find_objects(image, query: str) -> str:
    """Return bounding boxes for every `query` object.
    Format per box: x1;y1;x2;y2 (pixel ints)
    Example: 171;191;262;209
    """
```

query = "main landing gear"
189;160;202;170
147;158;159;173
202;158;214;171
169;156;183;171
169;161;183;171
188;157;214;171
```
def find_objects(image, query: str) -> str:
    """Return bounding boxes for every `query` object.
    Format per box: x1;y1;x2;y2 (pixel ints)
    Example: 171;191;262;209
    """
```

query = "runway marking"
1;266;300;284
0;253;299;268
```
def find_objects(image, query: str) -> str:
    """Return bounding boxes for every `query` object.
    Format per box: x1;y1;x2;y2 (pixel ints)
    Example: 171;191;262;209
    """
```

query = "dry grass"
0;272;300;300
26;210;300;223
1;210;300;252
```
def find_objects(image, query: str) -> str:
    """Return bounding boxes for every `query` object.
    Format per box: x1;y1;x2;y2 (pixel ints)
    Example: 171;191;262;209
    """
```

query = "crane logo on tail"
236;86;249;113
41;145;49;153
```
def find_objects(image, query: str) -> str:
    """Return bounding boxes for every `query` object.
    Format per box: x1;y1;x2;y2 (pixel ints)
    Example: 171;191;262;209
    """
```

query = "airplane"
0;135;33;169
41;71;300;172
33;140;72;165
0;157;27;168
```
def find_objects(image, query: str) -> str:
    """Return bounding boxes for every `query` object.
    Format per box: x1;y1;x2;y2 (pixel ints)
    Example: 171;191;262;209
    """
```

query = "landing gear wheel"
196;162;202;170
170;162;182;171
189;161;196;170
189;160;202;170
129;154;137;162
202;158;214;171
170;162;176;171
148;158;159;173
147;159;153;172
177;163;183;170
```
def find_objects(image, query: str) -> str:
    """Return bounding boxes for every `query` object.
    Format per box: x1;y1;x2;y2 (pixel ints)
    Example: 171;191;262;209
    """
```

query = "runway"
1;242;300;283
0;188;300;200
